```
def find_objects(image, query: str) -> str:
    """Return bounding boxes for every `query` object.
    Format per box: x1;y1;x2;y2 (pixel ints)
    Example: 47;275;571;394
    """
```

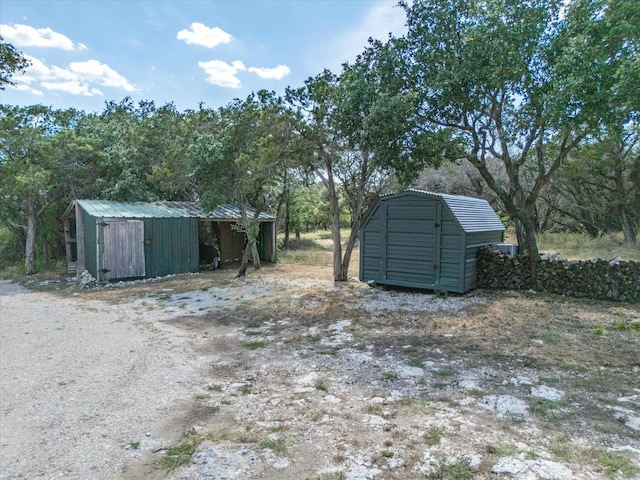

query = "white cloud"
177;22;232;48
41;80;103;96
247;64;290;80
198;59;246;88
11;82;44;96
9;55;136;96
69;60;136;91
0;24;79;50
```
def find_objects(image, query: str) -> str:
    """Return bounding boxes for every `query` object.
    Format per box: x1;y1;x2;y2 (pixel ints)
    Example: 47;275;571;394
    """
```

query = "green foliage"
423;426;444;446
428;458;474;480
159;439;198;471
387;0;640;283
243;341;266;350
259;436;288;457
0;37;31;89
590;448;640;478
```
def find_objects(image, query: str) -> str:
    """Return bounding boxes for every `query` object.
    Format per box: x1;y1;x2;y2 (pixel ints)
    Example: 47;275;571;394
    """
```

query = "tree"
0;105;71;274
552;123;639;246
287;50;453;282
390;0;638;285
0;37;31;90
191;91;295;276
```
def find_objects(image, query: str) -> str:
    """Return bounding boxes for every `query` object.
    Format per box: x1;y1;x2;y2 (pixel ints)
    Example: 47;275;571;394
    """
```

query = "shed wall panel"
82;209;97;278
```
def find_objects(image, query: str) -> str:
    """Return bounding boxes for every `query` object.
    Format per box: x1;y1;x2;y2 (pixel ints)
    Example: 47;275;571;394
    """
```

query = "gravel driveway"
0;281;200;479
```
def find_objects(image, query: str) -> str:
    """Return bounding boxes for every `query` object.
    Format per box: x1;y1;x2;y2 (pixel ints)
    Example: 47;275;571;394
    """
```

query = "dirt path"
0;281;201;479
2;269;639;479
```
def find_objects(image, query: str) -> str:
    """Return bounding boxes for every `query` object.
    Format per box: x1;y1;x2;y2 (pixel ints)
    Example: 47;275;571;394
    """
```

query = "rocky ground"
2;263;639;479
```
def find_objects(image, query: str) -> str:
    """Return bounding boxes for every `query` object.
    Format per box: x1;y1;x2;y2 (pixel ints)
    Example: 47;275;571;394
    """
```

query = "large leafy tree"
0;105;80;274
390;0;638;285
286;50;453;282
0;37;30;90
191;91;295;276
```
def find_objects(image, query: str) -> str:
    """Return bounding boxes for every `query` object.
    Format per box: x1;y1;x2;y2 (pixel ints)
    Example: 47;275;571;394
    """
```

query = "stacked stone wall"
477;248;640;303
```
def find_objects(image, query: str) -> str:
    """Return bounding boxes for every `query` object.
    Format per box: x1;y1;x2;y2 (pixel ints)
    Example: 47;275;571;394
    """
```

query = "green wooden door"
382;199;439;286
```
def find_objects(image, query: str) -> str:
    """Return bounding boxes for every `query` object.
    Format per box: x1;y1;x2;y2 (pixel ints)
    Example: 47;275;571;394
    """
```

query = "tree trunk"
25;202;37;275
237;241;252;277
251;240;261;270
235;191;262;277
515;214;540;288
283;196;291;248
620;208;637;248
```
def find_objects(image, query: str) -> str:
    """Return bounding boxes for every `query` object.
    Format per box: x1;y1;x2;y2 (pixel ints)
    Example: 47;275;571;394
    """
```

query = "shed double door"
100;219;146;280
381;200;441;286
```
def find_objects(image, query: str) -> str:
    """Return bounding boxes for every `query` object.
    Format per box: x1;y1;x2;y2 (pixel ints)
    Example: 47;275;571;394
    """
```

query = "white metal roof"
71;200;276;221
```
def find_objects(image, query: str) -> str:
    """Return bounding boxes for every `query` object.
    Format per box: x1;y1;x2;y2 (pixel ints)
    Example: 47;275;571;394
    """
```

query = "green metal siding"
143;217;199;278
360;209;382;281
360;190;505;293
82;208;97;279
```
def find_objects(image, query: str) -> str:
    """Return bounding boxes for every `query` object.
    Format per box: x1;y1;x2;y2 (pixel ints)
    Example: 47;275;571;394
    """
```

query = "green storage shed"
63;200;200;282
359;189;505;293
63;200;278;282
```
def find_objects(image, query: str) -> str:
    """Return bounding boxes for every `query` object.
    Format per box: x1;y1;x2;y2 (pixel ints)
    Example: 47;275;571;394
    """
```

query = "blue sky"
1;0;407;114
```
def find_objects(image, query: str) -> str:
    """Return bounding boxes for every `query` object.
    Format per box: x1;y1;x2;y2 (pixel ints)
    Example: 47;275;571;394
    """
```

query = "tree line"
1;0;638;285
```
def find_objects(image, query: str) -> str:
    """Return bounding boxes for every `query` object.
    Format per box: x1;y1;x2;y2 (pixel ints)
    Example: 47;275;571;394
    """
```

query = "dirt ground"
3;263;640;479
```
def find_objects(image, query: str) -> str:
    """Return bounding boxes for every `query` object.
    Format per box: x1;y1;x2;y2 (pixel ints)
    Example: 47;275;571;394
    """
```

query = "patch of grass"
590;448;640;478
270;324;286;334
464;389;487;398
428;458;474;480
381;450;394;458
548;434;572;462
202;425;259;444
314;378;328;391
244;330;263;336
129;441;140;450
408;358;424;368
395;396;435;415
239;385;252;395
541;331;562;344
194;393;210;402
485;443;520;457
245;319;264;328
280;237;327;251
539;376;561;385
434;367;456;378
158;439;198;471
423;426;445;446
244;340;266;350
309;472;346;480
528;398;571;418
631;321;640;330
381;371;399;381
207;383;223;392
259;436;288;457
594;325;604;335
537;231;640;261
616;322;628;331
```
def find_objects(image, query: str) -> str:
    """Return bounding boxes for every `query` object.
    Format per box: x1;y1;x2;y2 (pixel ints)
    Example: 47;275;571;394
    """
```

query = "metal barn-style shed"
359;190;505;293
63;200;276;282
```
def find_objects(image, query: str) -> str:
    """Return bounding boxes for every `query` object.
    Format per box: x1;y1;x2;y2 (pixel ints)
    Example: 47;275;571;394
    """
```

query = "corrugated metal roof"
207;203;276;221
405;189;505;233
74;200;276;221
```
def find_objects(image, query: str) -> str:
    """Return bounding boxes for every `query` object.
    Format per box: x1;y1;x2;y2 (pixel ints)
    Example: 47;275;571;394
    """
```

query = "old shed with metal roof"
63;199;276;281
359;190;505;293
